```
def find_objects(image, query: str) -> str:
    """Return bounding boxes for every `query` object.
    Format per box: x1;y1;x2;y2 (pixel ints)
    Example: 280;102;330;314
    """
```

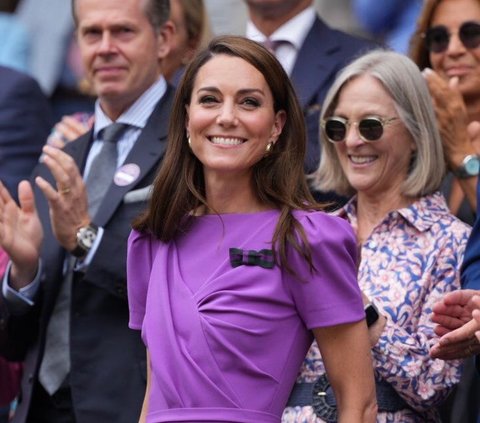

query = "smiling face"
429;0;480;101
186;54;285;184
332;75;416;201
75;0;172;119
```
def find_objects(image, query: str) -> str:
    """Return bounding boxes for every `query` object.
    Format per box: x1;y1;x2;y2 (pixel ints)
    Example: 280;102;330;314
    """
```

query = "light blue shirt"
0;13;30;74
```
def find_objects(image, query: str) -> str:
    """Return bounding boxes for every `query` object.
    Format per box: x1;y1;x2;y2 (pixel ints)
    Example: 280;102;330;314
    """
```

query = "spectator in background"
15;0;95;121
244;0;376;179
0;65;53;201
164;0;211;86
0;0;30;73
411;5;480;418
46;0;212;150
410;0;480;225
0;249;22;423
352;0;423;54
284;49;469;422
0;0;175;422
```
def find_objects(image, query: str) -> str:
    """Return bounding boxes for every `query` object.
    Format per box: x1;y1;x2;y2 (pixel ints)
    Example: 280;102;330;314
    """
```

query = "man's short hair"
71;0;170;33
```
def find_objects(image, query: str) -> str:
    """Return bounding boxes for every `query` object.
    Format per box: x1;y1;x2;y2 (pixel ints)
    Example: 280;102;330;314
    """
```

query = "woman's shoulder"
128;229;162;256
129;228;154;243
293;209;354;232
292;209;356;244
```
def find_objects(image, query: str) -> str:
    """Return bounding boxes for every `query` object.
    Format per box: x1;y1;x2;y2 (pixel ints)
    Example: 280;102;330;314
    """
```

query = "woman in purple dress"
127;36;377;423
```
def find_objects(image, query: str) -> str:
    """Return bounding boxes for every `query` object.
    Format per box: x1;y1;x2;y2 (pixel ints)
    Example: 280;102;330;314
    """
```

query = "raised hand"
422;69;474;164
423;68;480;211
35;145;91;252
0;181;43;287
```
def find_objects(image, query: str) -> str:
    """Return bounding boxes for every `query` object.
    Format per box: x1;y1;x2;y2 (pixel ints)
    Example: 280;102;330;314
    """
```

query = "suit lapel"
93;86;174;227
290;17;341;108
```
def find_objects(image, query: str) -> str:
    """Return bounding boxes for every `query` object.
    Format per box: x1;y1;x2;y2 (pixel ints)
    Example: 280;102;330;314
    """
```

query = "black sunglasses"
321;116;398;143
424;21;480;53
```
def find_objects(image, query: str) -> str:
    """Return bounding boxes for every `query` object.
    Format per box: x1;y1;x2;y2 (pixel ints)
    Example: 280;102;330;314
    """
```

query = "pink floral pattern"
282;192;470;423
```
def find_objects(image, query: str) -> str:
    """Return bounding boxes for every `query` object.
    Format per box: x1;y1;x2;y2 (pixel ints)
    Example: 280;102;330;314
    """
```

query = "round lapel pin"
114;163;141;186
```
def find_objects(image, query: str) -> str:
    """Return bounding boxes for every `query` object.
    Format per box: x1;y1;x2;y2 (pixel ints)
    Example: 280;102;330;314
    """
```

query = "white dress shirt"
246;6;316;76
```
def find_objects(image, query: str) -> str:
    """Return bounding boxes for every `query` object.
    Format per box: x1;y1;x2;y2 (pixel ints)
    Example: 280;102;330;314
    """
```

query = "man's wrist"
70;222;99;258
10;262;39;290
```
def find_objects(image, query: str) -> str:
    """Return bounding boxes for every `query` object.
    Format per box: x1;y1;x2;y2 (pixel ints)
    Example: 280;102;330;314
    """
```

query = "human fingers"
423;68;448;96
430;338;476;360
475;311;480;343
448;76;460;90
0;180;15;206
431;312;465;331
438;317;480;346
467;121;480;155
433;324;451;337
35;175;88;251
41;145;83;194
60;116;90;140
17;180;36;214
34;175;59;203
471;295;480;310
423;69;465;111
443;289;479;306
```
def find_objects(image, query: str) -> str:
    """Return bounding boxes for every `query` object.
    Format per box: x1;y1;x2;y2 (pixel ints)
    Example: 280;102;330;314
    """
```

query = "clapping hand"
0;181;43;288
430;290;480;359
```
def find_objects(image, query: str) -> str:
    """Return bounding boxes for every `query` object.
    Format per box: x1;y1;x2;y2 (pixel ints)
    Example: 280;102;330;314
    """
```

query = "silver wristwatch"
70;223;99;258
453;155;480;179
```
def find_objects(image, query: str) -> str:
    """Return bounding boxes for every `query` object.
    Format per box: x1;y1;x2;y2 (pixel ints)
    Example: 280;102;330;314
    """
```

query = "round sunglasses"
321;116;398;143
423;21;480;53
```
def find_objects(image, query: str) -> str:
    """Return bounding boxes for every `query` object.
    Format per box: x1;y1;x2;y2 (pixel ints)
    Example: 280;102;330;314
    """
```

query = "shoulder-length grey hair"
311;49;445;197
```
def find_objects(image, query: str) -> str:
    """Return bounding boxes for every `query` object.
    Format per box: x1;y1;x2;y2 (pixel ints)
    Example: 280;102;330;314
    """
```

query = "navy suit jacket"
290;17;377;174
0;66;52;199
460;179;480;290
0;86;175;423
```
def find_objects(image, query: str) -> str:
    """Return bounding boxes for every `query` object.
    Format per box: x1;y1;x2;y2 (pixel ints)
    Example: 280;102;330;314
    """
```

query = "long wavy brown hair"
133;35;322;275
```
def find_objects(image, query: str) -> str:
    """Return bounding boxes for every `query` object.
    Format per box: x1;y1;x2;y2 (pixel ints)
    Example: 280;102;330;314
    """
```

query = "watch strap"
364;303;380;327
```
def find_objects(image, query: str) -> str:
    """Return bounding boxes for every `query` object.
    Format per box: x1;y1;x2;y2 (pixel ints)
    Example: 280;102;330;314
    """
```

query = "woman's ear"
185;104;190;131
271;110;287;143
410;139;417;152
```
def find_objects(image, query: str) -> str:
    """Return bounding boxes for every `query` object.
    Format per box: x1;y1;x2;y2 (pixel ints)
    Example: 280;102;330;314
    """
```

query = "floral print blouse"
282;192;471;423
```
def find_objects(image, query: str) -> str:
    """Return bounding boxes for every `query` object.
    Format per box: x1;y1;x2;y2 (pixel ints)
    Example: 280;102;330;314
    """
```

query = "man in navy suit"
0;0;174;422
0;66;52;200
245;0;376;176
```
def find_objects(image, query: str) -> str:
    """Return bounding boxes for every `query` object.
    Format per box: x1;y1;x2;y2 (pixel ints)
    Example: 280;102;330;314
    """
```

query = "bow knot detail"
229;248;275;269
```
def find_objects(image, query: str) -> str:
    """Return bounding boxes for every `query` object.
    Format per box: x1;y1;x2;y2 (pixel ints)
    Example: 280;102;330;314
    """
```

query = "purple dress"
127;210;364;423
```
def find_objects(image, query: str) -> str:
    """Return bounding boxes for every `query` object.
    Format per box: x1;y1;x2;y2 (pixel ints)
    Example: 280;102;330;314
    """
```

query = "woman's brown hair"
410;0;441;69
133;35;321;274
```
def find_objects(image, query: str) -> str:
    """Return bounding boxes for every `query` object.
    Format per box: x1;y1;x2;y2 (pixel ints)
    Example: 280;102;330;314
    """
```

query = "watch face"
79;227;97;249
465;157;480;175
